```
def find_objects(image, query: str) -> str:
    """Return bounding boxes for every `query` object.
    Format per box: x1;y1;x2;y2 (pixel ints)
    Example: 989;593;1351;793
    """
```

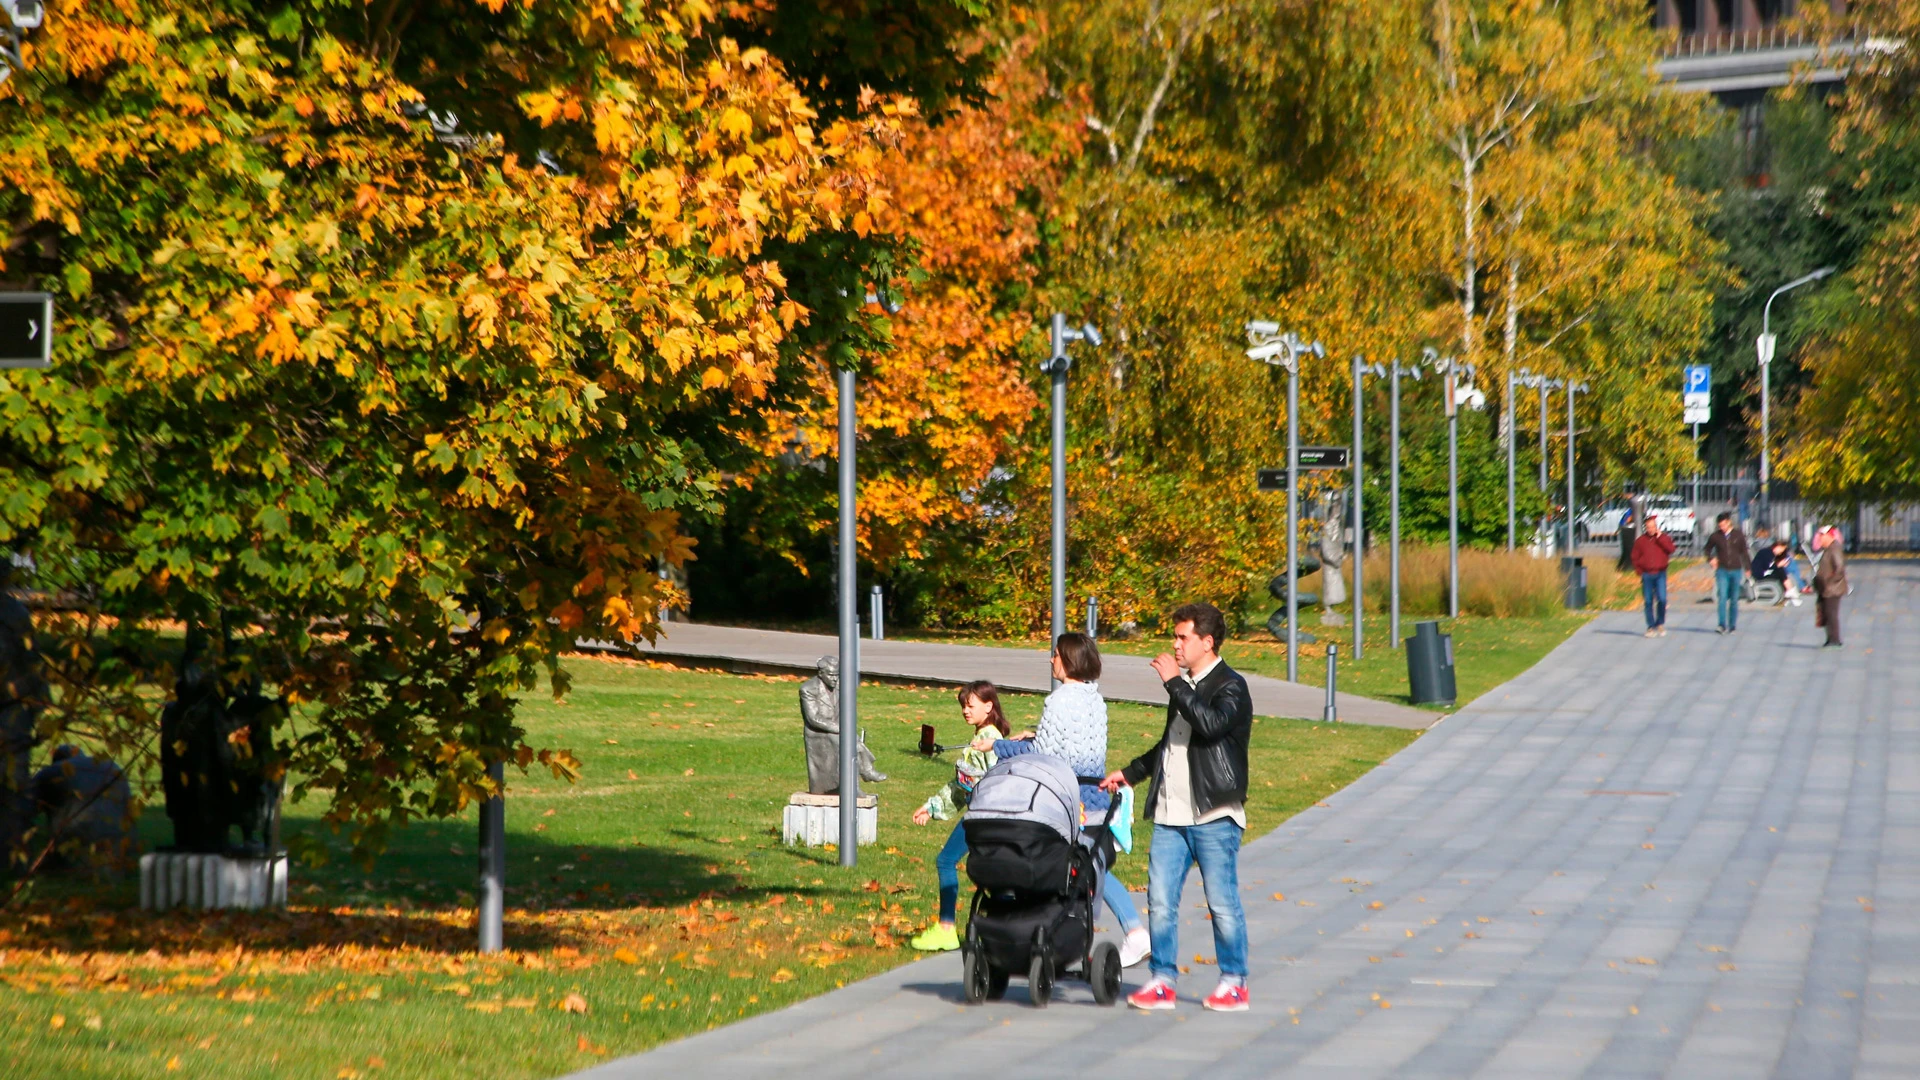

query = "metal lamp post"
1388;358;1422;649
1532;375;1562;553
1758;267;1835;525
1429;351;1479;619
1045;314;1101;681
1247;322;1324;682
833;290;902;868
1508;368;1534;552
1566;381;1589;552
1352;358;1385;660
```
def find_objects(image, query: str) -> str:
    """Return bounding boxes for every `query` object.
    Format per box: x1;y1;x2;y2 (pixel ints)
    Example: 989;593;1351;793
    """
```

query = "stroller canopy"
964;752;1083;846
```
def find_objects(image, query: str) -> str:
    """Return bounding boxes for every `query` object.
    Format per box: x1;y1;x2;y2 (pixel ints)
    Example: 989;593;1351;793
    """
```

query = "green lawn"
3;656;1416;1080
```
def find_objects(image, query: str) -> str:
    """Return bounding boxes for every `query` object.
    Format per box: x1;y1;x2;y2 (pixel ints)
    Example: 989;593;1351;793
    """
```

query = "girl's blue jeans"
934;821;1144;933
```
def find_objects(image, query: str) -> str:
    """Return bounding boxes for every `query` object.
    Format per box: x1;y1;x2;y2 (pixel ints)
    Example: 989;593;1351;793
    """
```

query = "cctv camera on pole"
1046;313;1100;680
1247;321;1324;682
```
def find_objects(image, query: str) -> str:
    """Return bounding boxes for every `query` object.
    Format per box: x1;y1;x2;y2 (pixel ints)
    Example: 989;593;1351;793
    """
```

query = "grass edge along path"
2;656;1417;1080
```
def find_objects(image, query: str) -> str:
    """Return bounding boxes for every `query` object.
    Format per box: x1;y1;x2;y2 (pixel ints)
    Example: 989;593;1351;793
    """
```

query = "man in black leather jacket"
1103;601;1254;1012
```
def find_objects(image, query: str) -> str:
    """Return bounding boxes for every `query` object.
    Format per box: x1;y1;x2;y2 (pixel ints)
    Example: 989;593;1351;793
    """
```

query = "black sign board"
0;293;52;369
1256;447;1351;492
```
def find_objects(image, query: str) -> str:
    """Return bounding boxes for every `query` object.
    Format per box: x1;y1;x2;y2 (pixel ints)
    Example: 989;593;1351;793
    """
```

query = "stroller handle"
1075;776;1127;830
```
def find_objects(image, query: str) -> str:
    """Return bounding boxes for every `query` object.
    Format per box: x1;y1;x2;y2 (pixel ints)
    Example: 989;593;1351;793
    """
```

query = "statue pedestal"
782;793;877;848
139;852;288;911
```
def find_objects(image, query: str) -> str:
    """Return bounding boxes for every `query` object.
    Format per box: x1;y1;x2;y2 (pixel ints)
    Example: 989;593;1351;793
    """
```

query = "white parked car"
1576;496;1696;547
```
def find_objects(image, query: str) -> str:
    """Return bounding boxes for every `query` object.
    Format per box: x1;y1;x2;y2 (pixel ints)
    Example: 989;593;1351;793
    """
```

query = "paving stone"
575;564;1910;1079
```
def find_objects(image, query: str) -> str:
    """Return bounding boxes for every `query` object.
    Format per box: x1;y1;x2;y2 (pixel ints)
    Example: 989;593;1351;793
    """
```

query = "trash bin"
1406;620;1456;707
1561;556;1588;610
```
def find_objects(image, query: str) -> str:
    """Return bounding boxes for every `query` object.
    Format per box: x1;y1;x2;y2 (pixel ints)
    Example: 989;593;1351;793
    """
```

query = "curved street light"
1757;267;1835;524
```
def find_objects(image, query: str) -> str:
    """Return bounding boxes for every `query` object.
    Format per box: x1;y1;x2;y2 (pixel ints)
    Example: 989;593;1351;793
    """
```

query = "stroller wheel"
986;966;1009;1001
962;943;989;1005
1089;942;1121;1006
1029;950;1055;1009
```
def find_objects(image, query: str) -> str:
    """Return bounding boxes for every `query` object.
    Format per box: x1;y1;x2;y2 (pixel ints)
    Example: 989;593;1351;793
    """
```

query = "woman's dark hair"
1171;601;1228;652
1052;632;1102;682
957;680;1010;735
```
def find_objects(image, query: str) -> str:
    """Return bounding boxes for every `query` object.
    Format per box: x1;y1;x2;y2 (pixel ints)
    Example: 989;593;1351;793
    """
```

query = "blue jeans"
1147;819;1248;983
1097;839;1144;934
1715;568;1743;629
1640;571;1667;628
937;821;1142;933
935;822;969;923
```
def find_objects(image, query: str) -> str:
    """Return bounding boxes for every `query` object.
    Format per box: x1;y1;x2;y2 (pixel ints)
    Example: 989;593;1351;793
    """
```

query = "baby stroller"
957;752;1123;1008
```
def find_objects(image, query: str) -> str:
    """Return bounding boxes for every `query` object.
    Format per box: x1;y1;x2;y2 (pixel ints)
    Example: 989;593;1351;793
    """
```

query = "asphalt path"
596;622;1441;730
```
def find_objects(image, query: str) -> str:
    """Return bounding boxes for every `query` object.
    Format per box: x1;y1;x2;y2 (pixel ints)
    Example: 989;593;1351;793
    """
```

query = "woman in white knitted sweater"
995;633;1150;967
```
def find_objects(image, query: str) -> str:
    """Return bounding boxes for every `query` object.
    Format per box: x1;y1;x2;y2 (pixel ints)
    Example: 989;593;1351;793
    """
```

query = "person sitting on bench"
1751;537;1805;605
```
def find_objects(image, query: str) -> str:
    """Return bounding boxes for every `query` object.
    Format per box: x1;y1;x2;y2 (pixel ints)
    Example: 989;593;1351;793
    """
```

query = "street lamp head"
864;290;903;315
1810;266;1836;281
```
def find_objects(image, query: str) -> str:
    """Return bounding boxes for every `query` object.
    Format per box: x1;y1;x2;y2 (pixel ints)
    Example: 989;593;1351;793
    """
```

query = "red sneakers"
1127;978;1178;1011
1203;981;1251;1012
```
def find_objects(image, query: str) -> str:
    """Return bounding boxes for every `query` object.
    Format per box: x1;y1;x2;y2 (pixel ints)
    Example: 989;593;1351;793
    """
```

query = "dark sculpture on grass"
158;629;284;856
1266;557;1322;645
799;656;885;795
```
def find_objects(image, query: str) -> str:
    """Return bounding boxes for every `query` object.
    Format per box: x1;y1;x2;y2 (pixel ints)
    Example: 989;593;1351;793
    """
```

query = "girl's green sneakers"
909;924;961;952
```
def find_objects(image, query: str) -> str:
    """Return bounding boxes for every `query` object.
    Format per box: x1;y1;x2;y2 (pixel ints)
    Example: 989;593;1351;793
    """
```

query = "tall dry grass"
1359;543;1636;617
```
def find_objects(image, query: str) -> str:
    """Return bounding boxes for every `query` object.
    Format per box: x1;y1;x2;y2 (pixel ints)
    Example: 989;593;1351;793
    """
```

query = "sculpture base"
782;793;877;848
139;852;288;912
1320;611;1348;627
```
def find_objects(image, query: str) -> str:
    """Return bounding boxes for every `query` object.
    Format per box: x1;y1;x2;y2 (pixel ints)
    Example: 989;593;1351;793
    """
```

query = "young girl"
908;681;1011;952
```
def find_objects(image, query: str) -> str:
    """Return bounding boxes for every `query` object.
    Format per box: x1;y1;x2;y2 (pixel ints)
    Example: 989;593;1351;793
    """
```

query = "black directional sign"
1296;446;1350;469
0;293;52;369
1256;447;1351;491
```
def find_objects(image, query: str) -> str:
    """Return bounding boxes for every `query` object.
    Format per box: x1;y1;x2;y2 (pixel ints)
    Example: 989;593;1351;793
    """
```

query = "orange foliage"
776;38;1079;565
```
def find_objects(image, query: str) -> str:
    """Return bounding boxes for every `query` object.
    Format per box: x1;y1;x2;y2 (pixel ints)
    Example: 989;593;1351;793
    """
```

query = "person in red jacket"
1631;516;1678;637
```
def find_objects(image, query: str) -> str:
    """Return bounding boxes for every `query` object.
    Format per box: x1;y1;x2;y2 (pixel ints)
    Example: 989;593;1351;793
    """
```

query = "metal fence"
1609;472;1920;552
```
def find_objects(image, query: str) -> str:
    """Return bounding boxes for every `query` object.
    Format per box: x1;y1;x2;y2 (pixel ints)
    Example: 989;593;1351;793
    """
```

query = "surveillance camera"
4;0;44;29
1081;324;1102;347
1245;341;1286;362
1308;341;1325;358
1245;320;1280;338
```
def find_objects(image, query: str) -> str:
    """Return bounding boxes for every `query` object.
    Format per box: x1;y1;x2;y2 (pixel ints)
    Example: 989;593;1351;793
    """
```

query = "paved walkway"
594;623;1440;730
578;561;1916;1080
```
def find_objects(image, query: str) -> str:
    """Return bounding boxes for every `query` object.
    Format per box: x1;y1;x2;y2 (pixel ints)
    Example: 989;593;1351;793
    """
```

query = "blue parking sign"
1683;365;1710;394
